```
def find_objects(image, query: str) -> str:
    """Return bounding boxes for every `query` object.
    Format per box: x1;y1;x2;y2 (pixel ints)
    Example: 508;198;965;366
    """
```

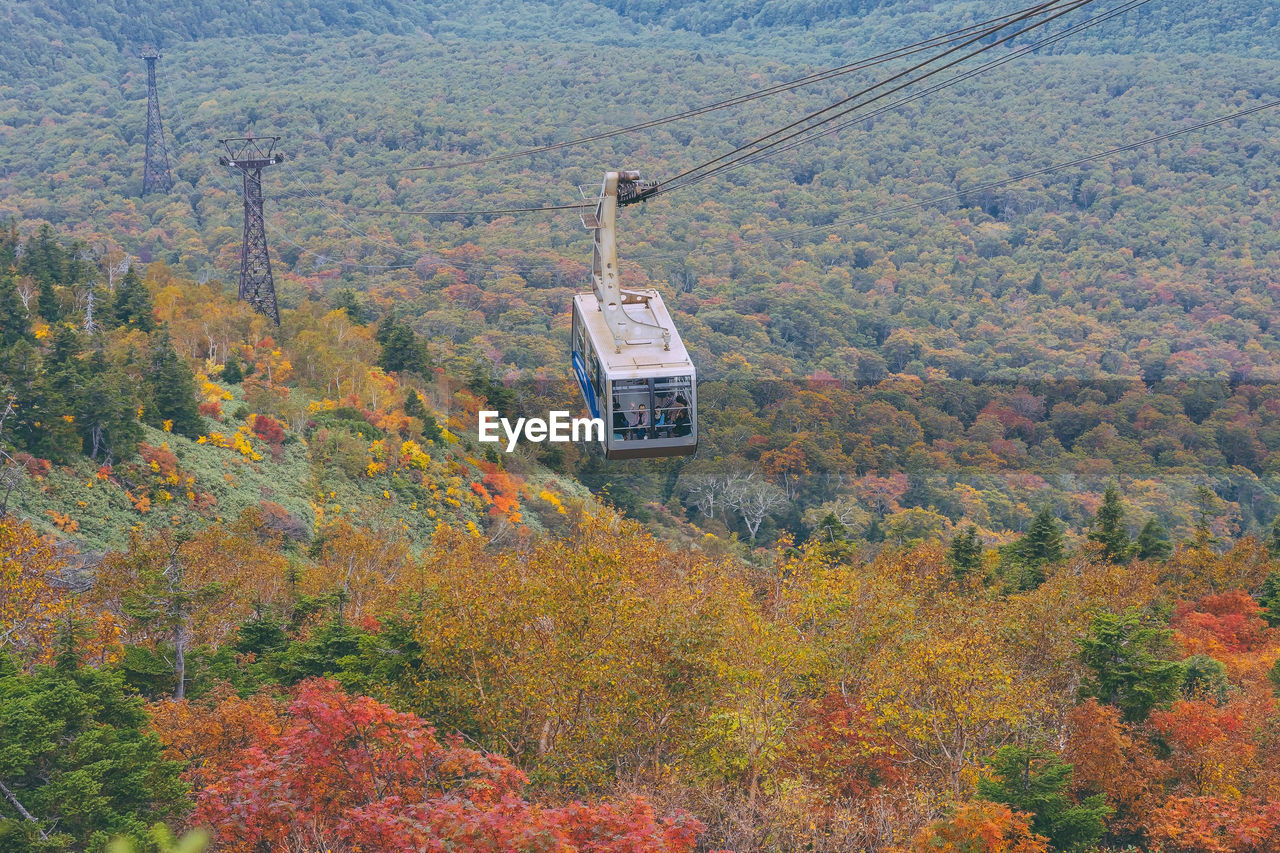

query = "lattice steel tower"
219;137;285;324
141;49;174;194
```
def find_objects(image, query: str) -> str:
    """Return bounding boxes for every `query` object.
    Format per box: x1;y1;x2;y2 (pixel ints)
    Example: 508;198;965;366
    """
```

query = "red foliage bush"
1146;796;1280;852
13;452;51;478
1173;590;1271;654
139;442;179;478
191;679;705;853
781;692;904;800
198;400;223;420
251;414;285;446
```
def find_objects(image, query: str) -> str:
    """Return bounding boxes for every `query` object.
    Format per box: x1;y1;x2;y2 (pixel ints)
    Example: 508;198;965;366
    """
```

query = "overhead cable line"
690;0;1154;179
785;99;1280;238
643;0;1094;201
623;99;1280;265
321;200;593;217
366;1;1079;176
326;0;1086;218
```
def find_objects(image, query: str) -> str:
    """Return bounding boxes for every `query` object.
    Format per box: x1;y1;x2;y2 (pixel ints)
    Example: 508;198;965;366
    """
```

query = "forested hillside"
4;0;1280;850
5;7;1279;545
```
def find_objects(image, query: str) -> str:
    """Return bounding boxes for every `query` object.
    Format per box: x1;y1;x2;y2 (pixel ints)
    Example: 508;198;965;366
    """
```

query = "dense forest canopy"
4;0;1280;544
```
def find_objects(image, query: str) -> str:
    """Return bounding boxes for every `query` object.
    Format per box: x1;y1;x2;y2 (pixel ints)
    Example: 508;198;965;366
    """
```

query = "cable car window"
653;376;693;438
611;378;652;441
589;352;604;407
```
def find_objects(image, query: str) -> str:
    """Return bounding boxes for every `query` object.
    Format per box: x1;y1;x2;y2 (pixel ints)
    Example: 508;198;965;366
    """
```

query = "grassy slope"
14;372;594;552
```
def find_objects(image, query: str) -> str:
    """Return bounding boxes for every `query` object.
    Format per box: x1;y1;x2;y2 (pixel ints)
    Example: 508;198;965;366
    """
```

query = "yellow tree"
0;518;68;667
409;516;742;791
92;519;287;698
867;595;1037;795
304;518;412;623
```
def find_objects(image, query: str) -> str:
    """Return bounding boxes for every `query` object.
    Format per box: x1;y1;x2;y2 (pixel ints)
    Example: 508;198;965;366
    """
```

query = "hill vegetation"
3;0;1280;850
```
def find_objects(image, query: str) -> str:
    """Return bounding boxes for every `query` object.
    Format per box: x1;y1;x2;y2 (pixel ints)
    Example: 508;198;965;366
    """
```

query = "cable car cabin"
572;292;697;459
571;170;697;460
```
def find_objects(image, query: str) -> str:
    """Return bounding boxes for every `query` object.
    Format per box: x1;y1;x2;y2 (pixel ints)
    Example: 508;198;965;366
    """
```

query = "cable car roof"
574;292;695;376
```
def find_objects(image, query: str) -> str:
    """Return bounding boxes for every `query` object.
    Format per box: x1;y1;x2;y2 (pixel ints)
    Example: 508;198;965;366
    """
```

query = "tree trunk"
173;622;188;700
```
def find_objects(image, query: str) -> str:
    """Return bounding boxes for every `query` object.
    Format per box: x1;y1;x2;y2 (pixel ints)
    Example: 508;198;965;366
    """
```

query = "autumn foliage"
166;679;704;853
909;801;1049;853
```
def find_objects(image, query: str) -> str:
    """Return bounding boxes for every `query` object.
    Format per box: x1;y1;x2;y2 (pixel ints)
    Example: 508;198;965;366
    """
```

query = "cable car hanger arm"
584;171;671;351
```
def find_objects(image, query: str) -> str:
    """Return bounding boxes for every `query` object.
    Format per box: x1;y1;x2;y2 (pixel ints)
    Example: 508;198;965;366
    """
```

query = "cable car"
571;171;697;459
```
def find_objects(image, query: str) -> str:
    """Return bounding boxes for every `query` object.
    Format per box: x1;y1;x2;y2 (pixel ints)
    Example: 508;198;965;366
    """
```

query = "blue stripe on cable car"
571;351;600;420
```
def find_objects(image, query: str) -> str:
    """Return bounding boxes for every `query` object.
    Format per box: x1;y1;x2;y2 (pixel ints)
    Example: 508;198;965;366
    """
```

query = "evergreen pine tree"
1258;570;1280;629
0;219;18;266
111;269;156;332
1267;516;1280;559
377;315;429;376
948;524;983;576
333;288;368;324
1020;505;1065;565
143;332;203;438
1078;608;1183;722
46;325;85;405
420;414;444;444
1135;518;1173;561
0;651;189;850
77;349;142;462
1;337;81;463
221;352;244;385
1192;485;1219;548
36;276;60;323
977;746;1111;852
21;224;64;284
0;339;42;450
0;270;30;347
1088;483;1133;563
403;389;426;420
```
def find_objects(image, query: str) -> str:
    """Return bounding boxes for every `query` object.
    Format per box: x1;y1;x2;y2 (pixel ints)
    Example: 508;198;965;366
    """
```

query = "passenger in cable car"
672;396;691;437
612;398;627;441
634;403;649;438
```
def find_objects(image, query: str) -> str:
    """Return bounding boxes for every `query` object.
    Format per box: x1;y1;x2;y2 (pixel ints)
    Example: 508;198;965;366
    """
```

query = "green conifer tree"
36;276;60;324
1088;483;1133;563
376;315;429;376
220;352;244;385
77;349;142;462
0;338;80;463
333;288;368;324
1135;518;1173;561
0;270;31;347
1015;505;1065;589
1078;608;1183;722
1258;570;1280;629
977;745;1111;852
142;332;203;438
0;652;188;851
403;389;426;420
110;269;156;332
1192;485;1219;548
948;524;983;576
1267;516;1280;559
